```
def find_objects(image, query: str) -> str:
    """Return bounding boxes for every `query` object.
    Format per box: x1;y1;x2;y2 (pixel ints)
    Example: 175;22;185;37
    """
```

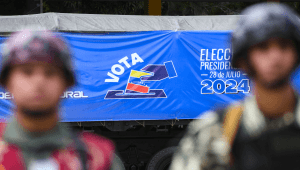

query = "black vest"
232;121;300;170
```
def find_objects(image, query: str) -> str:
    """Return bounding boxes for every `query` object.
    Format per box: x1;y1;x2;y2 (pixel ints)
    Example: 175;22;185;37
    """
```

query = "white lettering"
60;91;89;99
81;92;88;98
206;49;210;61
60;92;66;98
224;48;231;60
217;49;224;60
5;92;12;99
73;91;89;98
105;72;119;82
0;92;13;100
105;53;144;83
131;53;144;66
200;49;206;61
66;91;73;98
211;49;217;61
205;62;209;70
118;56;131;68
111;64;125;75
200;62;205;70
73;91;81;98
200;61;234;71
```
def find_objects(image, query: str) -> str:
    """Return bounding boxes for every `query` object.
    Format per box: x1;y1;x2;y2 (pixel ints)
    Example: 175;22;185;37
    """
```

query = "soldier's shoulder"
80;132;115;152
189;102;244;131
186;110;221;135
79;132;115;168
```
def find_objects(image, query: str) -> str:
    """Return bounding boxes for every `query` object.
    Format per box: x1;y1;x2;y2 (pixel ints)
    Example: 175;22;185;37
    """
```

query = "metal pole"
40;0;43;13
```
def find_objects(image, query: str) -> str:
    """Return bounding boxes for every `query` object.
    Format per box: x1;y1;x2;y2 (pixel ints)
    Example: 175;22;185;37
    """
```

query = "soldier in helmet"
0;30;124;170
170;2;300;170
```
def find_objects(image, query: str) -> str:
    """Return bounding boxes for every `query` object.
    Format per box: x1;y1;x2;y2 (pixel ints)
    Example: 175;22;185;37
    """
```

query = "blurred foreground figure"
170;3;300;170
0;30;124;169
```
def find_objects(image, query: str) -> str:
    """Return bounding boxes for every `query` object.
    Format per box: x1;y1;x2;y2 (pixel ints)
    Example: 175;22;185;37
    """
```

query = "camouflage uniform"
170;95;300;170
170;3;300;170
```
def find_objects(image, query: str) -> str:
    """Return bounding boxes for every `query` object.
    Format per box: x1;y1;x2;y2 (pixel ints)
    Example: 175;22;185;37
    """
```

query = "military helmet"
0;30;75;86
231;3;300;68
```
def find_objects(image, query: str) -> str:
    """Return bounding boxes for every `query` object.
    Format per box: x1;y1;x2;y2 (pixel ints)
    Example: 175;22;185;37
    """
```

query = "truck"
1;13;300;170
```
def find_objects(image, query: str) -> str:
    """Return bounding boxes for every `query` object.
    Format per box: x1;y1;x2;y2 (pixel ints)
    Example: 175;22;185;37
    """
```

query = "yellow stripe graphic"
130;70;151;78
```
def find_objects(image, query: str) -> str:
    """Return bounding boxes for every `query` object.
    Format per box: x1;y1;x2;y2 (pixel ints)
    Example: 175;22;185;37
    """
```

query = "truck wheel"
112;153;126;170
146;146;177;170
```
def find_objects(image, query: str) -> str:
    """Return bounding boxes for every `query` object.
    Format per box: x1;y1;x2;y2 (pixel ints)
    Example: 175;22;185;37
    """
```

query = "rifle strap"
222;104;244;165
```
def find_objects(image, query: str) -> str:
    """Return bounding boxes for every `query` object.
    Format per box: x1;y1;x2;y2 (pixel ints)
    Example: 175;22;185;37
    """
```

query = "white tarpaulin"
0;13;240;32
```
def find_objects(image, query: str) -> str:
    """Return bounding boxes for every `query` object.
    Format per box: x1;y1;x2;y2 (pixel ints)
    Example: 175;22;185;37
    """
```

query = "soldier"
170;2;300;170
0;30;124;169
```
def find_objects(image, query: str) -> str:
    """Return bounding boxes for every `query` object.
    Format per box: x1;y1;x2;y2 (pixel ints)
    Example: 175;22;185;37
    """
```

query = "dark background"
0;0;299;16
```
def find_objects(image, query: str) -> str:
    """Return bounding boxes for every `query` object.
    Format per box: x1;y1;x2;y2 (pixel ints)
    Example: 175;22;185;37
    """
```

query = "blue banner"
1;31;300;122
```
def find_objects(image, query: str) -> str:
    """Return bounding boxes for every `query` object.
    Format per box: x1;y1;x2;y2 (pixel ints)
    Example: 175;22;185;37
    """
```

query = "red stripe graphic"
126;83;149;93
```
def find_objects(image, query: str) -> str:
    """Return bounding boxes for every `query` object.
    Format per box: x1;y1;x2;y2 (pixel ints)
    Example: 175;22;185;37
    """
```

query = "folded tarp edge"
0;13;59;33
0;13;241;32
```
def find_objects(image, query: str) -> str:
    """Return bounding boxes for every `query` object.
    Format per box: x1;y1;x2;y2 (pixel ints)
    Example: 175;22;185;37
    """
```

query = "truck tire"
146;146;177;170
112;153;126;170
